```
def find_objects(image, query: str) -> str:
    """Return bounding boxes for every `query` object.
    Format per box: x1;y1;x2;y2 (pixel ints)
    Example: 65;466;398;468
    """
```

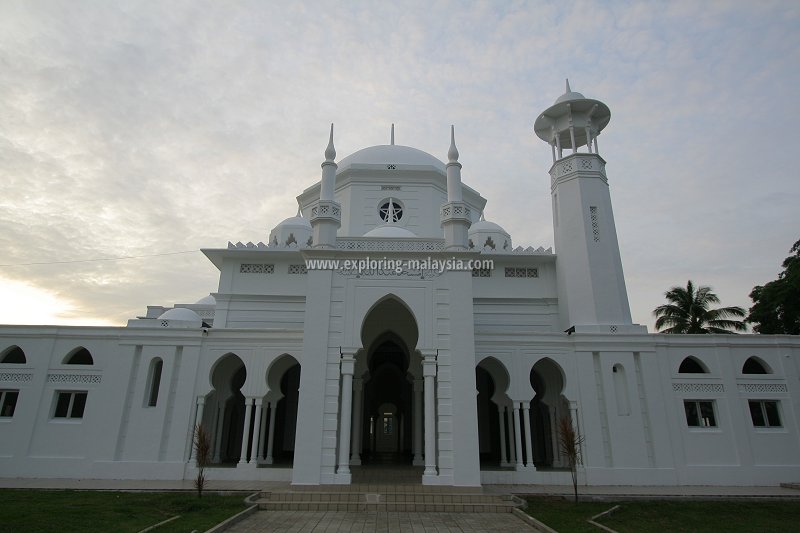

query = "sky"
0;0;798;330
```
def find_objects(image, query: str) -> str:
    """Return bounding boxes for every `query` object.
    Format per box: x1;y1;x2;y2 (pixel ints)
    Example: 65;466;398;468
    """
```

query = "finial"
448;125;459;162
391;123;395;145
324;123;336;162
296;206;302;217
386;197;397;224
480;211;485;222
565;78;571;93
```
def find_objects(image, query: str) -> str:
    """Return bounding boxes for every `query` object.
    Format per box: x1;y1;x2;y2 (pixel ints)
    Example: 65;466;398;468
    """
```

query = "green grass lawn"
525;497;800;533
0;490;249;533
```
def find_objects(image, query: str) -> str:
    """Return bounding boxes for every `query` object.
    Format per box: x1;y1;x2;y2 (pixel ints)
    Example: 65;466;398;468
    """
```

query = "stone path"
224;510;534;532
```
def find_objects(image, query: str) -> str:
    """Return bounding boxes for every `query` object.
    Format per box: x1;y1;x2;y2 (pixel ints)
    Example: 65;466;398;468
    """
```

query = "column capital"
340;346;360;357
197;396;205;405
253;397;263;406
422;358;437;378
418;348;437;359
341;357;355;376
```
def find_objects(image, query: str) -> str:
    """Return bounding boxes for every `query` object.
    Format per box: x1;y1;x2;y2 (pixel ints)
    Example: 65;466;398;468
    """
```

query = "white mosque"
1;83;798;488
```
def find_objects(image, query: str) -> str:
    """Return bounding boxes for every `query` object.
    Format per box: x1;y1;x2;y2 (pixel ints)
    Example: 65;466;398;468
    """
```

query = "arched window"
63;347;93;365
145;358;163;407
0;346;26;364
678;356;708;374
742;357;771;375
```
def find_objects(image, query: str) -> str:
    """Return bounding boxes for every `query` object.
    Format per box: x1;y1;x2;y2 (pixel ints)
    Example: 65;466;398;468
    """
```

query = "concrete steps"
255;485;522;513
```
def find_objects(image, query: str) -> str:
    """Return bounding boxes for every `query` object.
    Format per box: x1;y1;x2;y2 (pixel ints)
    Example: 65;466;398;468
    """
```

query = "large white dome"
363;225;418;238
337;145;446;174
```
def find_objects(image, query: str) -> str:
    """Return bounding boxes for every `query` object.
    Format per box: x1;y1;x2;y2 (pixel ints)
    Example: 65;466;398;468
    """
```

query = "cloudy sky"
1;1;798;330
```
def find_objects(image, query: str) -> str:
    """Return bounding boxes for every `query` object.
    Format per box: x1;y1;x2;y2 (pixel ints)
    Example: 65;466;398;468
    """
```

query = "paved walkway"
224;510;533;532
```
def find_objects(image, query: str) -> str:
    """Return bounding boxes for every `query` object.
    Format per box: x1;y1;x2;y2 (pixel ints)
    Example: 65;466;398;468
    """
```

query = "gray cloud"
0;1;798;328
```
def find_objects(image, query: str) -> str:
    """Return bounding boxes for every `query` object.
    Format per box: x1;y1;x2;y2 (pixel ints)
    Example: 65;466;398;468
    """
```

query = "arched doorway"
362;339;412;464
475;357;512;469
205;353;246;464
529;358;569;468
260;354;301;466
353;296;422;481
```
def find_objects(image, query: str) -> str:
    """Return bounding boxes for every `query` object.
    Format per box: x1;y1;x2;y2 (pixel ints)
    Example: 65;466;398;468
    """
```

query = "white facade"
1;84;799;487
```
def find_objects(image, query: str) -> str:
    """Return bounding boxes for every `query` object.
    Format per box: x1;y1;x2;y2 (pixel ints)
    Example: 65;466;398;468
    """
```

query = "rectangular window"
53;391;88;419
749;400;782;428
0;390;19;417
684;400;716;427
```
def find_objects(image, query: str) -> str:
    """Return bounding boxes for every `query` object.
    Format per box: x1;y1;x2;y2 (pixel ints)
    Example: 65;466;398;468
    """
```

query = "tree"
748;240;800;335
557;416;584;503
653;280;746;334
193;424;211;498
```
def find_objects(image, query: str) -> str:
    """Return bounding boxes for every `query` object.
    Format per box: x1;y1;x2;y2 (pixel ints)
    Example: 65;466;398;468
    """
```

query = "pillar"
238;398;253;464
506;407;516;464
248;398;263;465
413;379;423;465
265;401;277;464
350;378;363;465
256;400;269;463
498;405;508;466
337;352;355;480
513;403;524;470
523;402;534;468
213;401;224;463
423;355;437;477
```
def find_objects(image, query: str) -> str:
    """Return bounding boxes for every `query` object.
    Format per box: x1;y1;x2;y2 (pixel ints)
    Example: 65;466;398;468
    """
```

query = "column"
256;400;269;463
265;401;277;464
337;352;355;478
513;403;524;470
213;401;225;463
498;405;508;466
238;398;253;464
248;398;263;465
413;379;424;466
506;407;516;464
423;355;437;477
523;402;534;468
350;378;363;465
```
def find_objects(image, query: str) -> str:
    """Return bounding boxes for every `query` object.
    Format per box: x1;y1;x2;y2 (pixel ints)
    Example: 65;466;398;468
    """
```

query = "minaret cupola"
310;124;342;248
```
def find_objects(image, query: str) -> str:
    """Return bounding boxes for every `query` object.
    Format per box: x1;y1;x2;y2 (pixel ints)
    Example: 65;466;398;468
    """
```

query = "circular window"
378;200;403;223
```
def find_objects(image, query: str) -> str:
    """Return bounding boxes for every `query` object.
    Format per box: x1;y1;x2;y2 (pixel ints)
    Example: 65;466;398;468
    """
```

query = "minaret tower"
310;124;342;248
534;80;634;331
440;126;471;250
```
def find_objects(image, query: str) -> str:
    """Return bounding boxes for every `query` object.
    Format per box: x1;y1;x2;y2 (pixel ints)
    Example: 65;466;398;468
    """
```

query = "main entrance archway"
350;296;423;482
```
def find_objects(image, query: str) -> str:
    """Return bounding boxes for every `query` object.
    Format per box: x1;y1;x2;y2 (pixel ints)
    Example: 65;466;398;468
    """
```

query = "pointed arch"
0;345;26;364
63;347;93;365
742;356;771;375
678;356;709;374
360;294;419;353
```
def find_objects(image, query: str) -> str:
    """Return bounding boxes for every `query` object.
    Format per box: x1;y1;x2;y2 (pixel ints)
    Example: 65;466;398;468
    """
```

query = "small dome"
363;225;418;238
554;90;586;104
157;308;202;323
469;217;512;251
468;220;507;234
337;145;446;174
276;215;312;229
269;211;313;248
195;294;216;305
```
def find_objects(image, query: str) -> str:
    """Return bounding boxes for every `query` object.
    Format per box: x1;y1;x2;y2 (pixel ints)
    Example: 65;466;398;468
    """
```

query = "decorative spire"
565;78;571;93
480;211;485;222
391;123;395;145
448;125;459;163
324;123;336;162
296;206;302;217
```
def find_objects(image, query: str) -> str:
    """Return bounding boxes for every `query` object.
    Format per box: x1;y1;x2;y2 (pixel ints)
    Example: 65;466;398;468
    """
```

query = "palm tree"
654;280;747;334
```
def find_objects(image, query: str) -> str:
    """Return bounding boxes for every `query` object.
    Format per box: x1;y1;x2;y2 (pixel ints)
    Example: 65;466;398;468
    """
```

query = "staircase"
255;484;523;513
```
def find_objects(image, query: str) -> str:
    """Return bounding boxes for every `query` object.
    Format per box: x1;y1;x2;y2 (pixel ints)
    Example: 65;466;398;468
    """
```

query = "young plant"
557;415;585;503
193;424;212;498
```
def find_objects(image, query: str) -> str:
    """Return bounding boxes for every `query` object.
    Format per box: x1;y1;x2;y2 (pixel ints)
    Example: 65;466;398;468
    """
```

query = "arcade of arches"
195;353;301;467
476;357;572;470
